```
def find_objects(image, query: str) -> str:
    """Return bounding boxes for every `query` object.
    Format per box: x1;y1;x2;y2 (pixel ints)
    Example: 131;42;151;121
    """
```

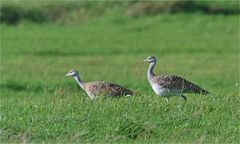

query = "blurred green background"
1;0;239;143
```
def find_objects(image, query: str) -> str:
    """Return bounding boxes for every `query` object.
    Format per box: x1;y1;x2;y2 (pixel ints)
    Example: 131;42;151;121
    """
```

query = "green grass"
1;13;239;143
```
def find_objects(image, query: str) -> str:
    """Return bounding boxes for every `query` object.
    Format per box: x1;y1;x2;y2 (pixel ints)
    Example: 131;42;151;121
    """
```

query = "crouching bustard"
143;56;209;101
65;70;133;99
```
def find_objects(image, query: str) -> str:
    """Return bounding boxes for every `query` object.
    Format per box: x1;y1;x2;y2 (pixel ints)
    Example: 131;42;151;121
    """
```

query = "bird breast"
151;83;166;96
150;83;181;97
86;91;95;99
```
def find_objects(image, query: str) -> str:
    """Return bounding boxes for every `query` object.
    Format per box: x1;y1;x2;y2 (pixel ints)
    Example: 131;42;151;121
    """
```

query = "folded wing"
156;75;209;95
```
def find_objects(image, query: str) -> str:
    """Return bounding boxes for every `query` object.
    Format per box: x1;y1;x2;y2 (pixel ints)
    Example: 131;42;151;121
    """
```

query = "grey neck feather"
147;61;156;82
73;75;84;90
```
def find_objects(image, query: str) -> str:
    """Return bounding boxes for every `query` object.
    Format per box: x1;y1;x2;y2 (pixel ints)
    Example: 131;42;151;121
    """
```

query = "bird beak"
65;73;71;77
142;59;148;63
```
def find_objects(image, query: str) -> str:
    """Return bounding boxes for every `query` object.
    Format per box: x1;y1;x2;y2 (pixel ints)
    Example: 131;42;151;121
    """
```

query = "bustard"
65;70;133;99
143;56;209;101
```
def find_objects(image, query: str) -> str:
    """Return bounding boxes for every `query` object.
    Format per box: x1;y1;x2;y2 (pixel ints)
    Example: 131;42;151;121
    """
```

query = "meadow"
1;2;240;143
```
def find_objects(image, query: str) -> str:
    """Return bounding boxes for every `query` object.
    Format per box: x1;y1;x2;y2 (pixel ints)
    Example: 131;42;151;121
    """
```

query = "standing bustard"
143;56;209;101
65;70;133;99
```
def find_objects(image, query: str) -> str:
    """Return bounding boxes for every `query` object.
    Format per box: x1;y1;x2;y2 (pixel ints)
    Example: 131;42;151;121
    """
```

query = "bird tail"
127;89;134;96
198;88;209;95
191;84;209;95
183;80;209;95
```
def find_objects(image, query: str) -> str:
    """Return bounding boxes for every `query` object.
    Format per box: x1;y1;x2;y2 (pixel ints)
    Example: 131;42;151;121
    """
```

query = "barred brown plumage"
155;75;209;95
84;81;133;97
143;56;209;101
65;70;133;99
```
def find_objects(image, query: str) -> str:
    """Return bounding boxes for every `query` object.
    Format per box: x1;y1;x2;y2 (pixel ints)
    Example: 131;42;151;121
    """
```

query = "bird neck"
147;61;156;81
73;75;84;90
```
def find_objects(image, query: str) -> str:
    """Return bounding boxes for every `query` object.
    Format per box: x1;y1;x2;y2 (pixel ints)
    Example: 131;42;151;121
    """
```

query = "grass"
1;0;239;25
1;11;240;143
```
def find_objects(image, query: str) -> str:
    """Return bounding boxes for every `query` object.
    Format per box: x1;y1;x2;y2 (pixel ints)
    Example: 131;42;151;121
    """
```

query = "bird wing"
155;75;209;95
85;81;133;96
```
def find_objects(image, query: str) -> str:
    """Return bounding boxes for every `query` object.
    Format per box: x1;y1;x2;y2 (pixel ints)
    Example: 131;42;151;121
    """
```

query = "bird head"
65;69;79;77
143;56;156;63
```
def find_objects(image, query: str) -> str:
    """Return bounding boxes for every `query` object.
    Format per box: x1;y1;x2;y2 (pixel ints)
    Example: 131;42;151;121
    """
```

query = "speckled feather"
83;81;133;97
152;75;209;95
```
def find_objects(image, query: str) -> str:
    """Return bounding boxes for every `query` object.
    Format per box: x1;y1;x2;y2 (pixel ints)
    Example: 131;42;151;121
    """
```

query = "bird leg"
164;97;169;102
180;95;187;101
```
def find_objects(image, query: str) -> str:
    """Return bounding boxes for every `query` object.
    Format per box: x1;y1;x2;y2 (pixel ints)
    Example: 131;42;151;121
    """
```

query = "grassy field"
1;6;240;143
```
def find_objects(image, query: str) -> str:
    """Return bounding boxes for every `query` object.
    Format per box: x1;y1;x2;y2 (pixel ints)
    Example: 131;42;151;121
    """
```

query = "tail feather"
187;83;209;95
198;88;209;95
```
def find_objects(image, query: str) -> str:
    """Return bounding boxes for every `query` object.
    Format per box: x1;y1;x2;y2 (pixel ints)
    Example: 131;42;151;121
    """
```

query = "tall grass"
1;1;239;25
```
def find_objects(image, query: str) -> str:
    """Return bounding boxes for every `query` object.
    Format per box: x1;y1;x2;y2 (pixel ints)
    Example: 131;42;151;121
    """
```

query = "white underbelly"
86;91;95;99
151;84;181;97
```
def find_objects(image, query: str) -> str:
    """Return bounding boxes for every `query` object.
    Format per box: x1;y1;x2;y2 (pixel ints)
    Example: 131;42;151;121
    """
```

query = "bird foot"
164;98;169;102
181;95;187;101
